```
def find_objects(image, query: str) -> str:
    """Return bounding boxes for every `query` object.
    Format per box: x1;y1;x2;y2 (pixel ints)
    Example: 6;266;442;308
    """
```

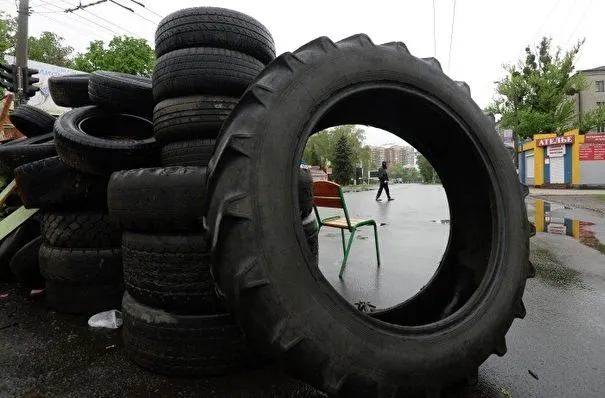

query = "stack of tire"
111;7;276;377
0;105;57;288
12;72;158;315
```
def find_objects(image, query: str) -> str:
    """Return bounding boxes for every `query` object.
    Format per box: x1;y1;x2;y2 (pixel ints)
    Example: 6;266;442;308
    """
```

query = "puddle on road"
531;199;605;256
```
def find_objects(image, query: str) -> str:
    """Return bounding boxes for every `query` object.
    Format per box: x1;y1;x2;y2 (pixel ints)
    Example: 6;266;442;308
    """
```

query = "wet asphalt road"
1;184;605;397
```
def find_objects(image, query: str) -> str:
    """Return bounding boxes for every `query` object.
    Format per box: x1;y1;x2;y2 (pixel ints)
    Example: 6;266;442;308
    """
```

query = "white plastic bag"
88;309;123;329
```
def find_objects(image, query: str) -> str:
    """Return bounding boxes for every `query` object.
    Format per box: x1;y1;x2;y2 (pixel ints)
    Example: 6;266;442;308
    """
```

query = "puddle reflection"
532;199;605;255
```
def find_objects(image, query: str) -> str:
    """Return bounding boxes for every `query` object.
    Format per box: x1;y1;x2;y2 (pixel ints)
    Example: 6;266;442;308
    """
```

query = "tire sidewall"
212;42;528;384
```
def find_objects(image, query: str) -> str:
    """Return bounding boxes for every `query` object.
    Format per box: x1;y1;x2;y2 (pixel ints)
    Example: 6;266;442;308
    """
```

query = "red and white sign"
584;134;605;144
546;144;565;157
536;136;575;146
579;143;605;161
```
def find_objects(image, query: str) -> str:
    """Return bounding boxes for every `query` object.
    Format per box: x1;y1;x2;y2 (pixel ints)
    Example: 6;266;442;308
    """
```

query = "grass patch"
594;194;605;203
341;184;378;193
531;248;587;290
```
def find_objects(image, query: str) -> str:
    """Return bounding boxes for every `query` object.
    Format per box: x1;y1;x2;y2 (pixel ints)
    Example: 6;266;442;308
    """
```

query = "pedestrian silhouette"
376;161;394;201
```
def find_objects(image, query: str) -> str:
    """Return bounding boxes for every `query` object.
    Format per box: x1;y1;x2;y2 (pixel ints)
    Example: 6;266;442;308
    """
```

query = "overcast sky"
3;0;602;146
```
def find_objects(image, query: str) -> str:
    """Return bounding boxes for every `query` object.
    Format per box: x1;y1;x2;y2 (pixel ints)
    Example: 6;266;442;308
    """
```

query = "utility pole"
14;0;29;107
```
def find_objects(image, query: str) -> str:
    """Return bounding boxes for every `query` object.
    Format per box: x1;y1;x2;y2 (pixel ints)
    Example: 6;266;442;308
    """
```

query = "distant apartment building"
370;144;417;168
574;66;605;132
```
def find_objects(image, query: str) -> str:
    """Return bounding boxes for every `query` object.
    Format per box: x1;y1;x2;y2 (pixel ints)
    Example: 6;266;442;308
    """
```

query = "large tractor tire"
206;34;531;397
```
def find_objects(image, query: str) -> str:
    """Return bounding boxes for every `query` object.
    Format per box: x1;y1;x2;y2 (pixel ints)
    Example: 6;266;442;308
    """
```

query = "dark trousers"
376;180;391;199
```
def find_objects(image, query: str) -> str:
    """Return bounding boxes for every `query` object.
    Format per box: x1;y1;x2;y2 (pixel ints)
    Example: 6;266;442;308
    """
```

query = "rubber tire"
122;292;259;377
14;156;108;210
302;214;319;264
9;236;44;287
40;212;120;248
48;74;92;108
0;219;40;281
0;132;55;172
299;168;313;219
152;48;264;103
45;281;124;316
160;139;215;167
54;106;158;175
122;231;223;314
89;71;154;118
8;105;56;137
108;166;206;233
155;7;275;63
153;96;237;143
39;244;122;284
205;35;530;397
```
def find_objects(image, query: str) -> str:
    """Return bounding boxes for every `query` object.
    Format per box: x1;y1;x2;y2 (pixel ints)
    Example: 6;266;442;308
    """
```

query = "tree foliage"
73;36;154;76
303;125;366;172
417;154;440;184
331;133;355;185
487;37;585;140
0;11;16;55
28;32;74;67
581;106;605;133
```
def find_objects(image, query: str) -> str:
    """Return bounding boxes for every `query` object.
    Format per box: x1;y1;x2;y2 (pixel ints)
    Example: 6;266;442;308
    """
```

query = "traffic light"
0;63;17;92
0;63;40;99
24;67;40;98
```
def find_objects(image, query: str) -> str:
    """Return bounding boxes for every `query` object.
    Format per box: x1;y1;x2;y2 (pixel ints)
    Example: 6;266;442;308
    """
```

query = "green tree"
388;163;405;179
331;133;355;185
0;11;16;55
307;145;322;167
73;36;154;76
1;12;16;98
303;125;366;172
417;154;440;184
28;32;74;67
581;106;605;133
487;37;585;141
401;167;421;183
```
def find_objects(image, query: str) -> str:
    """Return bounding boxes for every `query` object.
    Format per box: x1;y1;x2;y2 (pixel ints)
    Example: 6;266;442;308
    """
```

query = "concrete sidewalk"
530;188;605;195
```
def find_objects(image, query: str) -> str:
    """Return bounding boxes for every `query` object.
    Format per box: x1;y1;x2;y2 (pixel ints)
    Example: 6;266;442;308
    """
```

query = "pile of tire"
111;7;276;377
205;34;533;397
0;106;56;288
10;72;158;315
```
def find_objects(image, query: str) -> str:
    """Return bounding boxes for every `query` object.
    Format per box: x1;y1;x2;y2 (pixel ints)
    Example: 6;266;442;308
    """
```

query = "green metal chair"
312;180;380;278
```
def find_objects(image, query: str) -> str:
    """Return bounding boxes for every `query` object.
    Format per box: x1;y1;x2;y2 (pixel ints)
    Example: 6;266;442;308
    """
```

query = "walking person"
376;161;394;201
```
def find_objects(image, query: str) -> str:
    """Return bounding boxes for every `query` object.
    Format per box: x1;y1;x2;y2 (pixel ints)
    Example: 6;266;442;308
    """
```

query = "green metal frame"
313;183;380;278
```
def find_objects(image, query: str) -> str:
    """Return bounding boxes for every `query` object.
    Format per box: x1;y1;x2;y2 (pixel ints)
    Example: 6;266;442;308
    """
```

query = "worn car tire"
299;168;313;219
40;212;120;248
302;214;319;264
123;231;222;314
9;105;56;137
155;7;275;63
206;35;530;397
54;106;158;175
0;219;40;281
122;292;260;377
9;236;44;287
15;156;108;210
39;244;122;284
89;71;154;117
160;139;215;167
152;48;264;102
0;132;55;172
108;166;206;232
153;96;237;143
48;74;92;108
45;281;124;315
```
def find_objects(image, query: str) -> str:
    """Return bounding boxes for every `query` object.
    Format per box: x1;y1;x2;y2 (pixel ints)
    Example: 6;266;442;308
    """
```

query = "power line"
533;0;563;40
564;0;593;47
432;0;437;57
32;10;106;41
447;0;457;73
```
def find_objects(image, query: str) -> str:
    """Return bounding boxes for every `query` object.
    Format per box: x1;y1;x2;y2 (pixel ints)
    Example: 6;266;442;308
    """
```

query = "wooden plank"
313;181;340;198
0;206;39;242
314;196;342;208
0;179;17;206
